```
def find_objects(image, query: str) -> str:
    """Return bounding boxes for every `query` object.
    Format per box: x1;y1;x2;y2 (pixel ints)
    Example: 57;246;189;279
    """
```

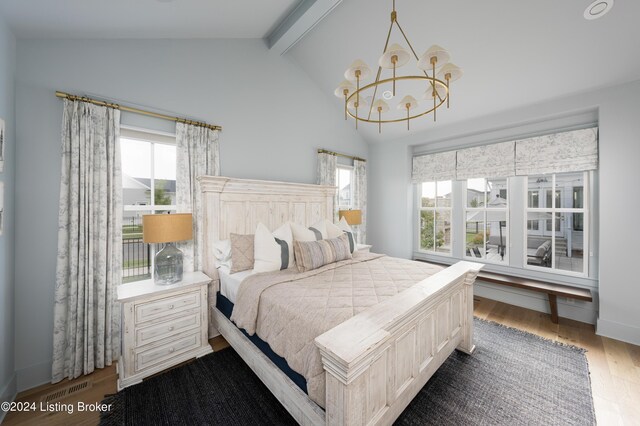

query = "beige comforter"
230;251;444;408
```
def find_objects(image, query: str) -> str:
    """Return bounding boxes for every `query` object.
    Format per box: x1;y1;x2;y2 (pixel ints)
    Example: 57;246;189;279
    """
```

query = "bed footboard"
315;261;482;426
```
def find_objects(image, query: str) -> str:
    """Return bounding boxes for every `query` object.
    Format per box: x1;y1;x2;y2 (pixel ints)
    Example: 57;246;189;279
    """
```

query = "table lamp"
143;213;193;285
338;209;362;226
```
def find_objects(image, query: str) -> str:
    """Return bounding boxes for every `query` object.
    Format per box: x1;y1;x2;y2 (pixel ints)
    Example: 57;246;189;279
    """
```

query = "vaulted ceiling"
1;0;639;144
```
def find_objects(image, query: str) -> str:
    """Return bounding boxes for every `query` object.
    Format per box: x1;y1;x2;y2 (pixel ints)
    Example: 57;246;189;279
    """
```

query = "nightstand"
357;244;372;252
117;271;213;390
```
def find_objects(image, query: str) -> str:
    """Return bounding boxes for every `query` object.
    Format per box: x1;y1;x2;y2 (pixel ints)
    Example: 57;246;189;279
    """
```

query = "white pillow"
337;217;356;253
254;222;294;273
213;239;232;269
290;220;327;241
325;220;343;239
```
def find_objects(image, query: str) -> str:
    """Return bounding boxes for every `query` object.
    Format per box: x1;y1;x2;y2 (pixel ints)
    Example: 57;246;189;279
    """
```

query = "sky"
121;138;176;180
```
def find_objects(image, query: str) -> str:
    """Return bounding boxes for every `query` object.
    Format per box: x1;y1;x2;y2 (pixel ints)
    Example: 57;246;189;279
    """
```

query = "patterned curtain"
316;152;338;222
175;123;220;273
175;123;220;337
353;159;367;243
52;99;122;383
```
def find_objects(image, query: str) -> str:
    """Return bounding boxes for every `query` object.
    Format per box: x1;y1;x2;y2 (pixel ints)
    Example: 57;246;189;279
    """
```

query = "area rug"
100;319;595;426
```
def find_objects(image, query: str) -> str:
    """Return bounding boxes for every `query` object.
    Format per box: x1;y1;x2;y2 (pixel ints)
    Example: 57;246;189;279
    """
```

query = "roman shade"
411;150;456;182
456;141;515;180
515;127;598;175
411;127;598;183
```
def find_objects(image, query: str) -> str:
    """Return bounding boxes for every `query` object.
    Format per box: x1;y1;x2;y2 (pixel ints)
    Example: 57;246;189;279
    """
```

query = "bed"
199;176;482;426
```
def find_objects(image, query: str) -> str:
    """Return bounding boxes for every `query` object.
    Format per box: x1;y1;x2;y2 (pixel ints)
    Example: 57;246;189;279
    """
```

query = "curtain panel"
316;152;338;222
515;127;598;175
353;159;367;244
52;99;122;382
411;151;456;182
176;123;220;273
456;141;516;180
175;123;220;338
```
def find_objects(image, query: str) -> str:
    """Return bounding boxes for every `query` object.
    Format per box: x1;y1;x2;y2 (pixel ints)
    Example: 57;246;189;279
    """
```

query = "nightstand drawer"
135;310;201;347
135;331;201;372
135;291;201;324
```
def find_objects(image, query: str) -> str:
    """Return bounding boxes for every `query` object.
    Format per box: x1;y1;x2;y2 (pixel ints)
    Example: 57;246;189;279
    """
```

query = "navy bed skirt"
215;291;308;394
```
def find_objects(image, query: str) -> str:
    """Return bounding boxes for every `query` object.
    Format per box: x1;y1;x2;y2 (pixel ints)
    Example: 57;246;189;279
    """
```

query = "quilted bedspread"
230;251;444;409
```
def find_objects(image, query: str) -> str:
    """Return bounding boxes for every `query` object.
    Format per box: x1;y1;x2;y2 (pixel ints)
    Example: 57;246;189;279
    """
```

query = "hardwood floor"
3;298;639;425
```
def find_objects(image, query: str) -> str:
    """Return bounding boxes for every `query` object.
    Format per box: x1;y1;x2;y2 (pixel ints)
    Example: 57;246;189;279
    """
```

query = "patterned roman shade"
456;141;516;180
411;150;456;182
515;127;598;175
412;127;598;183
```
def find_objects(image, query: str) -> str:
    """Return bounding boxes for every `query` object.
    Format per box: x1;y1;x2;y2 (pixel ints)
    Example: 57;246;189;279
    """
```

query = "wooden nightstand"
117;271;213;390
357;244;372;252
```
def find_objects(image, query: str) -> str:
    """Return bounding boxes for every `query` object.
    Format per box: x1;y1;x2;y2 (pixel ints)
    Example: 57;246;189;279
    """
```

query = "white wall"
368;80;640;345
0;11;16;418
14;38;367;391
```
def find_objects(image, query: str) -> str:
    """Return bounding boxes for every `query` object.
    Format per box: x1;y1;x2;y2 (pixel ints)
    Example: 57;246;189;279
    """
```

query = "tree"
421;211;445;250
154;187;172;205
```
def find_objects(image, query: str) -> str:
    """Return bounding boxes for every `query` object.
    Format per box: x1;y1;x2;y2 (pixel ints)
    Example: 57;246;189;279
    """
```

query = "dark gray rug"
101;319;595;426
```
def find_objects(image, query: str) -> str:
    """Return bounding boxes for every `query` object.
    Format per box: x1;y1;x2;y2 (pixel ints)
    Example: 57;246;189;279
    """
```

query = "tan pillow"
293;233;352;273
230;233;255;273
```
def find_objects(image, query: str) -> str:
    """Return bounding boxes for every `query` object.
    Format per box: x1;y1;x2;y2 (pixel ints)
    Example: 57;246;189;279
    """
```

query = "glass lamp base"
154;243;184;285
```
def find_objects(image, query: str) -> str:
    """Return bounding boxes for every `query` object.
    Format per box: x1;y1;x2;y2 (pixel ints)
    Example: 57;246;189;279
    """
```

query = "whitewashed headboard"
198;176;336;280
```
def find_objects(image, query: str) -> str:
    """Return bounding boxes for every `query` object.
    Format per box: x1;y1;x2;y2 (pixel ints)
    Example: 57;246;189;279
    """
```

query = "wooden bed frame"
199;176;482;426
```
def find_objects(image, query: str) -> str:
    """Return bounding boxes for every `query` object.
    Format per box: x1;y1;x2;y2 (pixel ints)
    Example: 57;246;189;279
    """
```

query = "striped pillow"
294;233;352;272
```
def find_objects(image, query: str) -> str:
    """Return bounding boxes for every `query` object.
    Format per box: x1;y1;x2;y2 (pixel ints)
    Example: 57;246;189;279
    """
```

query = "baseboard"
475;281;597;324
16;361;51;393
596;318;640;346
0;373;17;423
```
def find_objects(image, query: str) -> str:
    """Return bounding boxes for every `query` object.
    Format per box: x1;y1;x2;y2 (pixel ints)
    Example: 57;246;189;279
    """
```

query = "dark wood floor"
3;297;639;425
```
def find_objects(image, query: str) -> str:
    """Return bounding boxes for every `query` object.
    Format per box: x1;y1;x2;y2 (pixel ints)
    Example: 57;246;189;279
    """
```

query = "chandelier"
334;0;462;133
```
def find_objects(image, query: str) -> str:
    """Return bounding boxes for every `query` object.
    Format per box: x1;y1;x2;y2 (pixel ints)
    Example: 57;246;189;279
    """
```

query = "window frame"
120;126;178;282
416;180;453;256
463;177;510;265
336;164;354;210
523;172;589;277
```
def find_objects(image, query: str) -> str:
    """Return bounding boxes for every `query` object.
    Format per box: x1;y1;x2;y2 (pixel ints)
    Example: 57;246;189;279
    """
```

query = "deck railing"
122;217;151;282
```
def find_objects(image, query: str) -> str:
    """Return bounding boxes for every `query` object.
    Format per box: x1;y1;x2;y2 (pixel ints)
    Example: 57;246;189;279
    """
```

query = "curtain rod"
55;91;222;132
317;149;366;163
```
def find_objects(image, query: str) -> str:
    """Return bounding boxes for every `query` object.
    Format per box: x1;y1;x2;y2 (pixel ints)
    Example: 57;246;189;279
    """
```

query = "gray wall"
368;80;640;345
14;38;367;391
0;11;16;416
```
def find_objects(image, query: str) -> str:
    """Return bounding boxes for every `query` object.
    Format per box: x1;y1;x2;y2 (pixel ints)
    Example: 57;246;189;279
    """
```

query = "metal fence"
123;217;150;282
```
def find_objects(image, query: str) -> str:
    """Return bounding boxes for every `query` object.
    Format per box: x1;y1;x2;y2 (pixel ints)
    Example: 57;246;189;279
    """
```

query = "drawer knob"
168;326;174;331
169;347;175;353
169;304;174;309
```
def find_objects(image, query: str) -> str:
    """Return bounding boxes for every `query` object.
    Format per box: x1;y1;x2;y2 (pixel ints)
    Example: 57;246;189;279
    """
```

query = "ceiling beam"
267;0;343;55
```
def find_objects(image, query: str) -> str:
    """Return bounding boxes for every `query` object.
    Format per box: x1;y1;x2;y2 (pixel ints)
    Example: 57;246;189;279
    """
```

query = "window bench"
415;259;592;323
476;271;592;323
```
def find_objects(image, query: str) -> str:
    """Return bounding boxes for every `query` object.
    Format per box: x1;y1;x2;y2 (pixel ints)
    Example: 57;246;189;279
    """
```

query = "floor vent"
40;379;92;403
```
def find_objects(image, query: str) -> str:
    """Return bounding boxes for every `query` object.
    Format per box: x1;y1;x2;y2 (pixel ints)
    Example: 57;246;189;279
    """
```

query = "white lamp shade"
417;45;450;71
438;63;463;82
347;97;368;110
334;80;355;98
397;95;418;110
372;99;390;113
344;59;372;81
378;43;411;69
424;83;448;100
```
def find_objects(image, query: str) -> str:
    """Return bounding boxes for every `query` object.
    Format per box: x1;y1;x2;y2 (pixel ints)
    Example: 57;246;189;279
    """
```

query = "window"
525;172;588;275
464;178;508;263
121;128;177;282
336;165;353;209
418;181;452;255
